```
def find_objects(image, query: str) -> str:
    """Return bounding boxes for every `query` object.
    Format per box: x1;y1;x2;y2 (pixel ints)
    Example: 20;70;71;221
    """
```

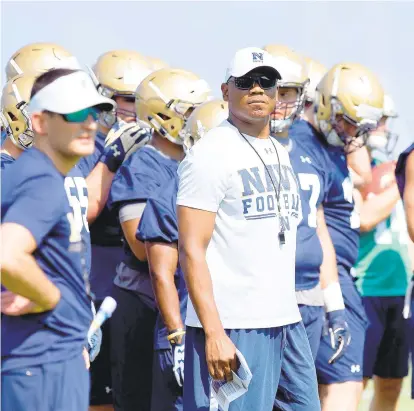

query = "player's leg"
110;285;157;411
151;348;183;411
298;304;324;360
316;282;366;411
184;326;284;411
361;296;385;389
2;365;44;411
368;297;409;411
274;321;320;411
89;302;114;411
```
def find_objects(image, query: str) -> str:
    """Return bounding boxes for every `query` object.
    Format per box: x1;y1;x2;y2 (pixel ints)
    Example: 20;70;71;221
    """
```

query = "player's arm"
119;203;147;261
317;206;340;289
146;242;183;331
356;184;400;232
403;151;414;242
347;146;372;187
1;223;60;311
86;123;151;223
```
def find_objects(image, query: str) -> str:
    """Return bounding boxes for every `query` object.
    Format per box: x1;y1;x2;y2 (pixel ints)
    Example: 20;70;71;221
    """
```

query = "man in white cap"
177;47;320;410
1;68;114;411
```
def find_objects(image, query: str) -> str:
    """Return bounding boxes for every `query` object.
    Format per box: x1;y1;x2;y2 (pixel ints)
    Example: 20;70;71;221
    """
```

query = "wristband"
322;282;345;313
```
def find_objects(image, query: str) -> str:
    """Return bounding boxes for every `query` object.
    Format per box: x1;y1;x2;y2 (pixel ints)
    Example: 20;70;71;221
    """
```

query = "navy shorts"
2;353;89;411
298;305;324;360
184;322;320;411
316;279;367;384
151;349;183;411
110;286;157;411
90;299;113;406
362;296;410;379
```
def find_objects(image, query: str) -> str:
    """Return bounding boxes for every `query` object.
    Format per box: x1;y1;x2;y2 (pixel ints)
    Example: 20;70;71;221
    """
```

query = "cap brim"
227;65;282;82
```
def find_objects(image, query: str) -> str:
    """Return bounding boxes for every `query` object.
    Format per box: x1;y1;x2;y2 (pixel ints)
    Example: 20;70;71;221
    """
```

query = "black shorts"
90;299;113;406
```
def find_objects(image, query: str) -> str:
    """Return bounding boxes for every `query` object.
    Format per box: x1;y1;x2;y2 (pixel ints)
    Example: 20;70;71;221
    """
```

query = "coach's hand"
326;309;351;364
101;121;152;172
205;331;237;381
1;291;47;315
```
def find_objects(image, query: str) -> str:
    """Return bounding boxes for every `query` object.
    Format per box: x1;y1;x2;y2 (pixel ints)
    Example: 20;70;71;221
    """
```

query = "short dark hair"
30;68;79;99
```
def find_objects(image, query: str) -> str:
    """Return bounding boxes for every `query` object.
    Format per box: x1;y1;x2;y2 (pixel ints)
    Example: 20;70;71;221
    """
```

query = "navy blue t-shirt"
1;148;92;371
78;130;124;299
396;143;414;198
278;132;334;290
136;176;188;350
108;145;179;271
1;152;15;169
290;120;360;282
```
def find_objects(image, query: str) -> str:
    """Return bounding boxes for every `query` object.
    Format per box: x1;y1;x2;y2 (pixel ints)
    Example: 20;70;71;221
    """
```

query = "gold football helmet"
303;56;327;104
93;50;152;98
182;99;229;152
5;42;77;81
315;62;384;151
366;94;398;155
1;73;37;149
263;44;309;133
147;56;169;71
135;68;212;144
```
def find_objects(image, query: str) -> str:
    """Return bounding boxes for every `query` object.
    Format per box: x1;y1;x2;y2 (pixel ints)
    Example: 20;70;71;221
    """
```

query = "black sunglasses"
229;74;277;90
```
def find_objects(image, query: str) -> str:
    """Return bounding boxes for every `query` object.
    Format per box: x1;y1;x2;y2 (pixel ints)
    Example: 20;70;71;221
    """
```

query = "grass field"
359;370;412;410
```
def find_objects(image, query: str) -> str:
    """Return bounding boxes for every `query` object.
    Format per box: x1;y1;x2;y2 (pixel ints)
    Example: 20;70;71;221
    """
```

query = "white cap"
28;70;116;114
224;47;282;83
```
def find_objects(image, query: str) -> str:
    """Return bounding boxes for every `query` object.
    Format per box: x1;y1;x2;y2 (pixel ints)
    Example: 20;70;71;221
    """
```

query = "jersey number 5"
64;177;89;243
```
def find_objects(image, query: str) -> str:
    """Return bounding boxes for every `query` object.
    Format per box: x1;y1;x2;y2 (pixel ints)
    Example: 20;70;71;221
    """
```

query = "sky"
1;0;413;156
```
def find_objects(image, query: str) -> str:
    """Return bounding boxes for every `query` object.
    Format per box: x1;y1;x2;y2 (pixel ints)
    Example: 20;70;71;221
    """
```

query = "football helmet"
314;62;384;152
5;42;78;81
263;44;309;133
366;94;398;155
1;73;37;150
135;68;211;145
92;50;153;127
303;56;327;104
147;56;169;71
182;99;229;152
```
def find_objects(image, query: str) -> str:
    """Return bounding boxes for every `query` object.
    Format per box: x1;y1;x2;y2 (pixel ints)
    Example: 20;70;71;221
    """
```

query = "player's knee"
374;377;403;402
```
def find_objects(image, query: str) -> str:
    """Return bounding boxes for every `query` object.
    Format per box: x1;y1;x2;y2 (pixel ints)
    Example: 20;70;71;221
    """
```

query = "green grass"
359;371;412;410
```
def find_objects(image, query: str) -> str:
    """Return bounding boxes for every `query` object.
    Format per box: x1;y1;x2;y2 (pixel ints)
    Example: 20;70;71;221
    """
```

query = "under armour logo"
252;52;264;63
265;147;274;155
111;144;121;157
350;364;361;373
105;386;112;394
300;156;312;164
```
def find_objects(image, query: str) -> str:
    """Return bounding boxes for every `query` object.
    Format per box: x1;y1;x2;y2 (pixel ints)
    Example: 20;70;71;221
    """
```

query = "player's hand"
1;291;45;315
171;334;185;387
101;121;152;172
205;331;237;381
326;309;351;364
88;326;103;362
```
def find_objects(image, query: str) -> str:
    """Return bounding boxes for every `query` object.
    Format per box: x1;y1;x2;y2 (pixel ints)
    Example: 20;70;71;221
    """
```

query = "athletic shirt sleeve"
137;177;179;244
177;131;231;212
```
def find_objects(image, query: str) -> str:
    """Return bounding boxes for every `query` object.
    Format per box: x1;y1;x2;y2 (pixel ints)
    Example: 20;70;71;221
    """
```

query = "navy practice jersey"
136;176;188;350
1;152;15;169
396;143;414;198
290;120;360;282
78;130;124;299
108;145;180;271
1;148;92;371
277;135;334;290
